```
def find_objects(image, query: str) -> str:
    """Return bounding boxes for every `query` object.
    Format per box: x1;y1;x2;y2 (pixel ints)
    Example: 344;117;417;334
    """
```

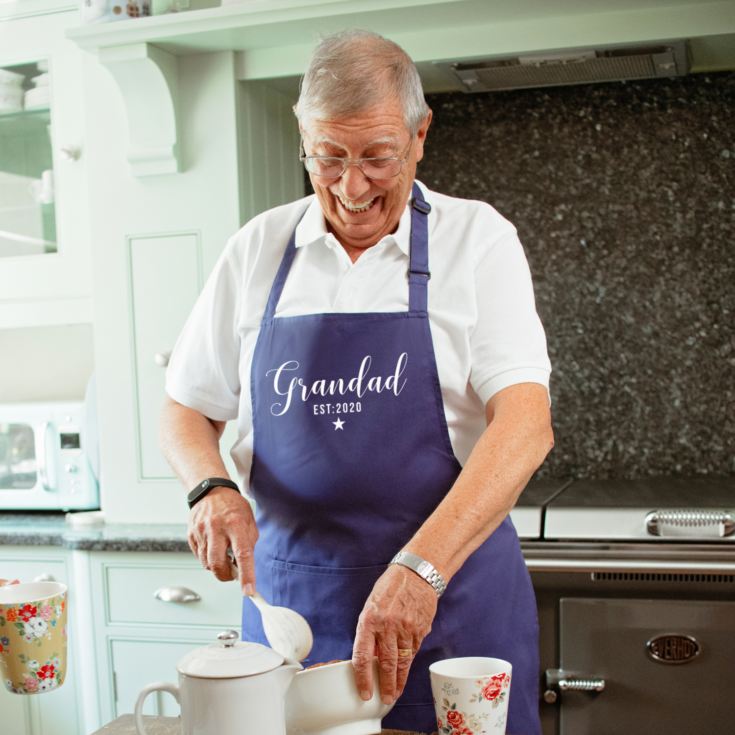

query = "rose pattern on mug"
436;681;489;735
435;672;512;734
0;593;66;694
471;672;511;707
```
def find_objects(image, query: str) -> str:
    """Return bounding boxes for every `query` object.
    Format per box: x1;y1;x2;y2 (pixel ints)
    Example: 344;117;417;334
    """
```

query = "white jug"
134;630;301;735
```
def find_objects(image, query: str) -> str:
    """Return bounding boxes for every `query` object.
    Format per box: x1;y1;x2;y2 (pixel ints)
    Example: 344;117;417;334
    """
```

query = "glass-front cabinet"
0;62;56;258
0;11;92;329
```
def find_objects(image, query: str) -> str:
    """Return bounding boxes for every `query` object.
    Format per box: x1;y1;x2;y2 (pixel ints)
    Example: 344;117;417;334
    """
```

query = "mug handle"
134;682;180;735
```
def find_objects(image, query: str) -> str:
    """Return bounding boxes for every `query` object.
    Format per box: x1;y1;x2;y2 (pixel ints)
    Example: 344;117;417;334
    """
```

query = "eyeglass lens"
304;157;402;180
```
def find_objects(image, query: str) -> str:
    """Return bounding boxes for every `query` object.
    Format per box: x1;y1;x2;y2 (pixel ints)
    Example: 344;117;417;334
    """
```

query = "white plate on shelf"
0;94;23;113
0;68;25;86
24;87;49;110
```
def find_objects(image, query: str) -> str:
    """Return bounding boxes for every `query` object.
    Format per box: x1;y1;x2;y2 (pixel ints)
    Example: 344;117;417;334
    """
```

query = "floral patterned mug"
429;656;512;735
0;581;67;694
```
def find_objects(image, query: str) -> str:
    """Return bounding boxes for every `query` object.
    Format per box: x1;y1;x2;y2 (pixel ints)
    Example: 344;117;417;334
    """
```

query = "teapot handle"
134;682;180;735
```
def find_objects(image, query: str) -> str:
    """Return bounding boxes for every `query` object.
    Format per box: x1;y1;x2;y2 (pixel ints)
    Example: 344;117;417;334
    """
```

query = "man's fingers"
395;639;415;697
230;544;256;595
205;537;233;581
351;629;376;701
376;635;399;704
187;489;259;592
196;539;208;570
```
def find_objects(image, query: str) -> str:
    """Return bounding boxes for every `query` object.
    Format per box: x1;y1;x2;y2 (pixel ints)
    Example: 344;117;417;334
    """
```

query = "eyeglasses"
299;139;412;180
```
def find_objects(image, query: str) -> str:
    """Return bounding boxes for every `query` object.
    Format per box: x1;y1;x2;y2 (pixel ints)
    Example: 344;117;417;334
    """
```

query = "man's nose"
339;163;371;201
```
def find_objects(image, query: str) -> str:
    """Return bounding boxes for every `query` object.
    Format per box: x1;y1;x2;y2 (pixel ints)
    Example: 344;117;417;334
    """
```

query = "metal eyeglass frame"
299;139;413;180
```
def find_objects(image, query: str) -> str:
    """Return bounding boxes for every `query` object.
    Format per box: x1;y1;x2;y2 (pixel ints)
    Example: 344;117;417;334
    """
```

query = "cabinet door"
1;686;31;735
110;638;197;718
0;12;92;329
129;232;202;482
90;551;243;724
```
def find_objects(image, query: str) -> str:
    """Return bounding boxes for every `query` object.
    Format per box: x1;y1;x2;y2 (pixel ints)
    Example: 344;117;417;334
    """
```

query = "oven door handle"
543;669;605;704
646;509;735;538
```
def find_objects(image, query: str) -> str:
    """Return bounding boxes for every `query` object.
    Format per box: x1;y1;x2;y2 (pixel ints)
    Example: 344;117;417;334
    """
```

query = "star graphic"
333;418;345;430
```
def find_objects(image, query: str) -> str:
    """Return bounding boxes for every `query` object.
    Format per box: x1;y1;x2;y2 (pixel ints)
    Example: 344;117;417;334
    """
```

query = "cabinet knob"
60;146;81;161
33;573;56;582
154;585;201;604
154;351;171;367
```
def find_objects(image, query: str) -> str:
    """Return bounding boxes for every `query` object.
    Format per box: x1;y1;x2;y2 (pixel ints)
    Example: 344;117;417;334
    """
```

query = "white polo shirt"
166;181;551;480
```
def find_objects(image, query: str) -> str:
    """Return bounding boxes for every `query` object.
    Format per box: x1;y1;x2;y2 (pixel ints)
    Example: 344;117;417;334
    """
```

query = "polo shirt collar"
294;180;431;257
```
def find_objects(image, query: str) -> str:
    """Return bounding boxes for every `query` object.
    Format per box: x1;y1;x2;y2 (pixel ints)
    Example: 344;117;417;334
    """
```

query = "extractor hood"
437;41;690;93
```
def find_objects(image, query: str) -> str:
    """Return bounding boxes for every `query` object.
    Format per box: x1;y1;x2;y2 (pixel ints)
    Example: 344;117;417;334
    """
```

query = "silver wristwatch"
389;550;447;597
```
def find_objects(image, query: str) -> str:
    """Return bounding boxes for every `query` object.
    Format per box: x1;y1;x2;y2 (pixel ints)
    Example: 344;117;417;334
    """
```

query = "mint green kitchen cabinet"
0;9;93;330
89;551;243;724
0;546;84;735
82;41;303;523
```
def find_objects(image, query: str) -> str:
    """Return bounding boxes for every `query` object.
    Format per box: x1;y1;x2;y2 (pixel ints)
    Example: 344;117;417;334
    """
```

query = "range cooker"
513;476;735;735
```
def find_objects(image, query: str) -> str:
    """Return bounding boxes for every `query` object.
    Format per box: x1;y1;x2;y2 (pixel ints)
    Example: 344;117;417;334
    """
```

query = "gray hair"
294;30;430;136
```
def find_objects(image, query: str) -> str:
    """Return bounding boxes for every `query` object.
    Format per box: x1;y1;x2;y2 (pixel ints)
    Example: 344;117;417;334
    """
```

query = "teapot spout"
276;661;302;694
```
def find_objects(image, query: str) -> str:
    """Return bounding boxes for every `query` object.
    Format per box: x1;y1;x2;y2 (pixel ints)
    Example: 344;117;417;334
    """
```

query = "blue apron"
243;183;541;734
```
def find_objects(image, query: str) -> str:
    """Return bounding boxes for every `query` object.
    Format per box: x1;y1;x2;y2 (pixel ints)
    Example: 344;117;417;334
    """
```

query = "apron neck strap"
263;210;303;321
263;182;432;320
408;182;431;314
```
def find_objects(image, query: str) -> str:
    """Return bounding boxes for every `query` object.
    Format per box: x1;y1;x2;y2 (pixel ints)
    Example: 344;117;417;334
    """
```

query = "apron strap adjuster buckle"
411;197;432;215
409;268;431;280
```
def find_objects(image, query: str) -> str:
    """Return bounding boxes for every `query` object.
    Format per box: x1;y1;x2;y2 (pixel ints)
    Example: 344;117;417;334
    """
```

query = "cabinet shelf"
0;107;51;136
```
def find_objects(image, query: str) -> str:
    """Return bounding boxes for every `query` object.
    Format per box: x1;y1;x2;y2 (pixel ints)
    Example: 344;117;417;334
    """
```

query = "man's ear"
414;109;432;163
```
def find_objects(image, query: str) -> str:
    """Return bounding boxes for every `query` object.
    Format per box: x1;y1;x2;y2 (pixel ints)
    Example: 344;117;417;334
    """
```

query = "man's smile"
336;194;378;213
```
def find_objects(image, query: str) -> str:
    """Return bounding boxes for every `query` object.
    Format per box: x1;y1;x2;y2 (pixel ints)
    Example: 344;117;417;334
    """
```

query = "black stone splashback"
418;73;734;480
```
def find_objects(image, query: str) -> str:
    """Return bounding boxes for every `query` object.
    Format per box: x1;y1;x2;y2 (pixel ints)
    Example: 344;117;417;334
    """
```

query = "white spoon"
248;591;314;663
227;549;313;662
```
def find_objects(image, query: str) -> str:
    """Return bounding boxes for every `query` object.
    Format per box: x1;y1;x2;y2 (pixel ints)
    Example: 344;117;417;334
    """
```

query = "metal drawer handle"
646;509;735;538
154;586;201;604
558;677;605;692
33;573;56;582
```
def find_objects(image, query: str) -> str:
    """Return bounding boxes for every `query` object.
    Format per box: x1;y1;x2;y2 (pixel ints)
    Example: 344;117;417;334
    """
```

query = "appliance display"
0;401;99;510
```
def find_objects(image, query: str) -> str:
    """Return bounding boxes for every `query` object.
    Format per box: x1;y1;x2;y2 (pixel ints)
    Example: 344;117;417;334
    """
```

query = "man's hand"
187;486;259;595
0;579;19;586
352;565;437;705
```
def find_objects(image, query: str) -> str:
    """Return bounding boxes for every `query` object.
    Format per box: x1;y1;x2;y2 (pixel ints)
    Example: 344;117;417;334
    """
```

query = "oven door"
551;598;735;734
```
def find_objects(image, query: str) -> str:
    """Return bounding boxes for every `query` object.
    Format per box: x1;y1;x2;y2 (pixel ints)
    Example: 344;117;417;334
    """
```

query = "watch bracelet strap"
188;477;240;509
389;550;447;597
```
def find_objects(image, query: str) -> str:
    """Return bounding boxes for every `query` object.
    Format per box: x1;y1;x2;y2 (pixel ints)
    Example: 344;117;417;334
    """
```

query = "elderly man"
161;30;552;734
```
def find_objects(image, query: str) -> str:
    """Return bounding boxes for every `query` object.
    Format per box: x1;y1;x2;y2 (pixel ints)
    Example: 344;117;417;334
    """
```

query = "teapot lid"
177;630;285;679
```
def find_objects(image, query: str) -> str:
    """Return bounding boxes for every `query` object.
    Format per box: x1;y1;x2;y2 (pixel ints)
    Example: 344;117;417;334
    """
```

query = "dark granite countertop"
0;512;190;552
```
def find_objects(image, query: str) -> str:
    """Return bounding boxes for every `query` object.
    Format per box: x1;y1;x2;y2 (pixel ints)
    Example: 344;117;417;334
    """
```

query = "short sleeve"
165;237;242;421
469;229;551;405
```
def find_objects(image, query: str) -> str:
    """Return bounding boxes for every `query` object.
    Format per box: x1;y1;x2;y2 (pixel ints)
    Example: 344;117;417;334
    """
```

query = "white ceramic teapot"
134;629;301;735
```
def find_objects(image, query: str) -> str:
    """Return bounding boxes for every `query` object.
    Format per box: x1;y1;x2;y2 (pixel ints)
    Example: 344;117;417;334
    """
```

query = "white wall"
0;324;94;402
